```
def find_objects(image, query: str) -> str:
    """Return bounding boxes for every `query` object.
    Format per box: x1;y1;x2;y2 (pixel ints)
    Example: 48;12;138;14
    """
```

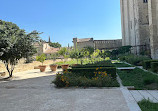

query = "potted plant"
36;54;46;72
58;48;70;70
61;64;69;71
50;53;59;71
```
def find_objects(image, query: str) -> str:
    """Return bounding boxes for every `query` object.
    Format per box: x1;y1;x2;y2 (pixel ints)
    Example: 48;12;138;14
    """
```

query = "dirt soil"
0;59;64;77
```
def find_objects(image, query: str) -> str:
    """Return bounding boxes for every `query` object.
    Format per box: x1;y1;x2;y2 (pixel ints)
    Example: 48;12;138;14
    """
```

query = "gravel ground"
0;68;130;111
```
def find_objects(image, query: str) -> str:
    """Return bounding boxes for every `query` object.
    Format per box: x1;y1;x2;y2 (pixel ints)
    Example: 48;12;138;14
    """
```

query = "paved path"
130;90;158;103
0;68;130;111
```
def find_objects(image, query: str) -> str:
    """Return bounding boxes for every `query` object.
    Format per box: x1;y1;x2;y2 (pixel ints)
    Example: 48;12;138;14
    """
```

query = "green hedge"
72;60;115;68
119;54;151;66
143;60;158;70
151;62;158;73
68;67;116;78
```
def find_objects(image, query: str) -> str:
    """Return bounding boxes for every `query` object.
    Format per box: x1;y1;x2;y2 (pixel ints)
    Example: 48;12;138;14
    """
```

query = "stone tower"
148;0;158;59
120;0;150;54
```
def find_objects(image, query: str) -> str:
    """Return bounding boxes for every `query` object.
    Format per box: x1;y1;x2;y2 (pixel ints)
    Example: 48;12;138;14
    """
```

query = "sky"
0;0;122;47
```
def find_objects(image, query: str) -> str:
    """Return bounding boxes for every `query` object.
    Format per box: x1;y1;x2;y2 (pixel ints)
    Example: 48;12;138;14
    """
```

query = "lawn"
138;99;158;111
117;68;158;90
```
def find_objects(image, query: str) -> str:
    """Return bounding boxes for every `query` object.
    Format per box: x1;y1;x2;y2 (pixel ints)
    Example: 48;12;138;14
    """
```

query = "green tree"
36;54;46;65
58;47;69;62
70;49;80;64
49;42;61;48
117;46;132;54
90;49;100;63
0;20;40;78
51;53;59;61
84;46;94;55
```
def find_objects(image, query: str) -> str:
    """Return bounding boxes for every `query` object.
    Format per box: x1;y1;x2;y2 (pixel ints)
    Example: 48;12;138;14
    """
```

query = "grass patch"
117;68;158;90
138;99;158;111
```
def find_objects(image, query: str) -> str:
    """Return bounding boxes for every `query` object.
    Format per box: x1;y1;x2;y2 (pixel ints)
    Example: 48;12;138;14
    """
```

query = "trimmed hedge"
68;67;116;78
143;60;158;70
72;60;115;68
151;62;158;73
119;54;151;66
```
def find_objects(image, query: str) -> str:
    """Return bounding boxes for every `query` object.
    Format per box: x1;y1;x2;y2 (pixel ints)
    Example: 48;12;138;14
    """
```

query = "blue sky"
0;0;121;47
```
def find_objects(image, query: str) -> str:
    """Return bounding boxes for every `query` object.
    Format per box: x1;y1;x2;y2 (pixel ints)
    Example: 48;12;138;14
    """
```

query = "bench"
0;72;6;77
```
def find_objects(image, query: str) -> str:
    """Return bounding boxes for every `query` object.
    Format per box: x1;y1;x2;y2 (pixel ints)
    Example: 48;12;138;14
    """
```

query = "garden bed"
53;60;119;88
117;68;158;90
52;71;119;88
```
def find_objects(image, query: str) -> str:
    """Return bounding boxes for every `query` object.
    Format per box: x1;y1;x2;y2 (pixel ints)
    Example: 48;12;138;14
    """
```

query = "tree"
0;20;40;78
70;49;80;64
90;49;100;63
117;45;132;54
58;47;69;62
36;54;46;65
49;42;61;48
84;46;94;55
51;53;59;61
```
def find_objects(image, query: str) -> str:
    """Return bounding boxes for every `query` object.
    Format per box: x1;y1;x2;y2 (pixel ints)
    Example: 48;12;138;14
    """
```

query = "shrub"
68;67;116;78
119;54;151;66
143;60;158;70
151;62;158;73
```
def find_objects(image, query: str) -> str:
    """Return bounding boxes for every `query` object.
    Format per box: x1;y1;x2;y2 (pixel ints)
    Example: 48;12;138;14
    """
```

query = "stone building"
73;38;94;49
73;38;122;50
34;41;59;56
120;0;158;59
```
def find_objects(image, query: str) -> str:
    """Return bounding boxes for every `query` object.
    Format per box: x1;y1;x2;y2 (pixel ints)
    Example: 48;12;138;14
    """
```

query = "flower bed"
53;69;119;88
53;60;119;88
68;67;116;78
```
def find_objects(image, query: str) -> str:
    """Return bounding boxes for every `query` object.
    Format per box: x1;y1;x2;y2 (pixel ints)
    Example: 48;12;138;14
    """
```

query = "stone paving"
130;90;158;103
0;68;130;111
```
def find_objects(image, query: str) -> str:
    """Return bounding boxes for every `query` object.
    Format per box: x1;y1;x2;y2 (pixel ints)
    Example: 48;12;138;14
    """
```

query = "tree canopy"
0;20;40;78
49;42;61;48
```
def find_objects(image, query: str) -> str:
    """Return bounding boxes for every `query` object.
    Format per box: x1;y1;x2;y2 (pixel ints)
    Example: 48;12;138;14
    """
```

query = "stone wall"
94;39;122;50
73;38;122;50
73;38;94;49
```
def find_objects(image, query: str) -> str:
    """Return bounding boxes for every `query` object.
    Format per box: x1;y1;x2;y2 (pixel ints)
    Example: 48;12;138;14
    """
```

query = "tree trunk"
4;62;15;78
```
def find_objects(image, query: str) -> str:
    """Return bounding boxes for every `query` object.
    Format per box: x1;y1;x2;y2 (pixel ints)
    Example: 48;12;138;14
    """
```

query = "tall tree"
0;20;40;78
